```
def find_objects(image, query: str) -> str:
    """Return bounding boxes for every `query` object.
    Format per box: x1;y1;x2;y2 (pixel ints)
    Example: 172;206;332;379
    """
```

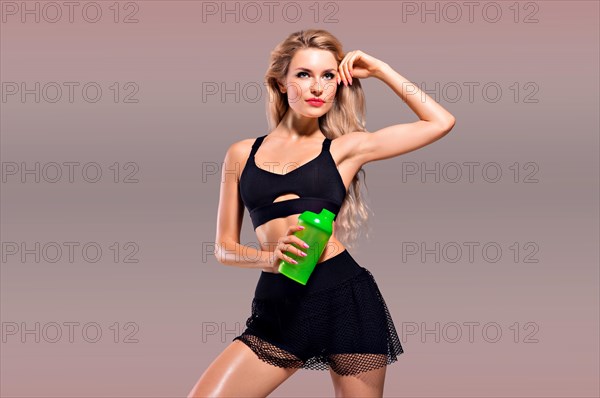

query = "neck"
274;110;322;140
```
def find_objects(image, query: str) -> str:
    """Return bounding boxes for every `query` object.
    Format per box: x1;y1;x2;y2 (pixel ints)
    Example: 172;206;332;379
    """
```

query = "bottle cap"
298;208;335;234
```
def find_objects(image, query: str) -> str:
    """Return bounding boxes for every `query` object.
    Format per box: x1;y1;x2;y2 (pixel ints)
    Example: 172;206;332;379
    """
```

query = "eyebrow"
294;67;337;73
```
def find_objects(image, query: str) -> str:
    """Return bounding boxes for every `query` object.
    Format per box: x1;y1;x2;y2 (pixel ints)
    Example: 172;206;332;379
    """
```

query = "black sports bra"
239;134;348;230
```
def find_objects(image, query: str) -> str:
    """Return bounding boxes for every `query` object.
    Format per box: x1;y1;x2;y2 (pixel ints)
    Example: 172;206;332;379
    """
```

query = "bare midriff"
255;214;346;264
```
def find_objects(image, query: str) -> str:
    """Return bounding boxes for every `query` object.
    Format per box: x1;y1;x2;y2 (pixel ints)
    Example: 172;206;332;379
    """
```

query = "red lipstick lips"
306;98;325;107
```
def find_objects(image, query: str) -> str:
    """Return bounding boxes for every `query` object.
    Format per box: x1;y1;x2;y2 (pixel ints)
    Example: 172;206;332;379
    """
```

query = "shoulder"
221;137;258;179
224;137;255;160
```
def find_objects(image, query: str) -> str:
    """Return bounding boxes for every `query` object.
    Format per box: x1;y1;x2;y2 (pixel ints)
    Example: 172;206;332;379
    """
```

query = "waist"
254;249;363;300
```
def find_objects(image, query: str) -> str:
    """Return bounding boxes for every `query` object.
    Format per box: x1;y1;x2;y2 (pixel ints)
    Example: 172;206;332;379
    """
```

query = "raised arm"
213;139;273;269
339;58;456;166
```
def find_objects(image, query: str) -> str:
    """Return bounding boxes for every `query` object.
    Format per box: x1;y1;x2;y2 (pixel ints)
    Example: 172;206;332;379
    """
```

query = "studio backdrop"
1;1;598;397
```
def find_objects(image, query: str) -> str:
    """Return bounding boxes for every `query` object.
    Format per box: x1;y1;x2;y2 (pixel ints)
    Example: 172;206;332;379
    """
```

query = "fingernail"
292;259;298;264
299;226;305;229
300;251;307;257
303;242;310;248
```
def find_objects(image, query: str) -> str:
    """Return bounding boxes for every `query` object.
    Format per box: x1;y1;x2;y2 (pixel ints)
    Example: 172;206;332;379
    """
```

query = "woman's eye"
296;72;335;79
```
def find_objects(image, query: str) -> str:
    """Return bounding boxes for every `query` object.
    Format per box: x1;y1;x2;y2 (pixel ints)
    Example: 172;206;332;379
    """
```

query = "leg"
187;339;301;397
328;354;387;398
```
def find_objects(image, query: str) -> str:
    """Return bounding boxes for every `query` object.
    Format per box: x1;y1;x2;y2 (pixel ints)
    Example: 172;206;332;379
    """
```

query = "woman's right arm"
213;139;273;269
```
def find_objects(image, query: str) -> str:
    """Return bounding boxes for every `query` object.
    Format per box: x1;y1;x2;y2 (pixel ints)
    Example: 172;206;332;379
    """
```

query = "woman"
189;29;455;397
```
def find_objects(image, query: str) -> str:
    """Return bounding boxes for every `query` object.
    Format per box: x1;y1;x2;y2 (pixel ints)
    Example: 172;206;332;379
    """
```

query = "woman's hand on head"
337;50;388;86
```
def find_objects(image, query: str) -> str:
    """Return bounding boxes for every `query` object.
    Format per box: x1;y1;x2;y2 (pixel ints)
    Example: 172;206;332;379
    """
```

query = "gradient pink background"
1;1;598;397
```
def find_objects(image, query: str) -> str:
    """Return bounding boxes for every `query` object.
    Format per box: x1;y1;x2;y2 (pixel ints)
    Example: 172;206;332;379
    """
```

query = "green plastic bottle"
278;208;335;285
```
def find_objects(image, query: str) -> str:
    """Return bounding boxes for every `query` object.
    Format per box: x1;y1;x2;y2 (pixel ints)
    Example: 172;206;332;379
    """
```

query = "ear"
276;79;287;94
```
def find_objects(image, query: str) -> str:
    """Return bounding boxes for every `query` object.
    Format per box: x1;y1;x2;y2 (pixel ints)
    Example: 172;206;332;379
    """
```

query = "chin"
305;111;328;118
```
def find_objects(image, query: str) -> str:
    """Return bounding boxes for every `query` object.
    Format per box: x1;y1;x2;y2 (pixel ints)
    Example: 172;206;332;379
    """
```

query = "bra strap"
322;137;331;151
250;135;267;157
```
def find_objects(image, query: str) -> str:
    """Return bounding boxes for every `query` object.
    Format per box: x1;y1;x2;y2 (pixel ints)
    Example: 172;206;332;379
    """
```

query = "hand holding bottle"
261;224;310;274
278;209;335;285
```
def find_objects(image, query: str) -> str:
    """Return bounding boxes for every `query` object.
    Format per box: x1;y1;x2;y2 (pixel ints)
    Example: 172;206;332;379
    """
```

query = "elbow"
437;116;456;137
213;244;225;265
213;240;236;266
446;115;456;130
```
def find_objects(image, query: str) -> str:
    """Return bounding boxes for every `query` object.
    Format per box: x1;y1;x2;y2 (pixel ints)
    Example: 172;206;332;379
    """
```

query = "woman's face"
280;48;339;118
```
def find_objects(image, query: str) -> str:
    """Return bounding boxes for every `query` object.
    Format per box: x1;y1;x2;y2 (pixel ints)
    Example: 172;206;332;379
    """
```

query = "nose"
310;79;323;96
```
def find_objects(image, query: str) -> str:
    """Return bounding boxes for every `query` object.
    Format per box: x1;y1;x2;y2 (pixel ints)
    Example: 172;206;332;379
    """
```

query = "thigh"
187;339;300;398
329;360;387;398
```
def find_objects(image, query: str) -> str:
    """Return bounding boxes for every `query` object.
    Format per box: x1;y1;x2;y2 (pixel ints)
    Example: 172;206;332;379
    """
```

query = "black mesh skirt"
232;249;404;376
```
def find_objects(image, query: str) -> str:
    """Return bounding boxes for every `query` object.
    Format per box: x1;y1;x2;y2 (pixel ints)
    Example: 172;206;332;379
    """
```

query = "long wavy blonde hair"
264;29;373;250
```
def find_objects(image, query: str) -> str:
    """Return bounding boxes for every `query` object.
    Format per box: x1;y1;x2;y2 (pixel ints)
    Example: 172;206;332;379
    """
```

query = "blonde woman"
189;29;455;397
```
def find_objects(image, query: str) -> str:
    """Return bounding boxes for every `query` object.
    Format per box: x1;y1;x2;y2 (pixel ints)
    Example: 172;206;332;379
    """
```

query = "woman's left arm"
338;51;456;164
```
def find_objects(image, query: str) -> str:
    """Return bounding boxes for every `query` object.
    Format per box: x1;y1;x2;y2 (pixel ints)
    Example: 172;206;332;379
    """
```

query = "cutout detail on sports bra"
273;192;301;203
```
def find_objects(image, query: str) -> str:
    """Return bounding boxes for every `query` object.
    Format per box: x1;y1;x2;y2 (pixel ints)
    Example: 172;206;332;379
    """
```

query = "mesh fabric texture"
233;266;404;376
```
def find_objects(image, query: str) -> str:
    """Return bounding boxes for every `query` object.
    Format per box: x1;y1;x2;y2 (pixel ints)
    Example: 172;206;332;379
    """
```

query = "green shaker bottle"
278;208;335;285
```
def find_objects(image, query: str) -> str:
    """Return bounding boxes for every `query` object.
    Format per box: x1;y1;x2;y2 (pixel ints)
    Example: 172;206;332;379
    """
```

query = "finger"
349;53;361;81
287;224;305;235
279;242;291;254
285;227;308;246
344;53;360;85
338;51;352;86
279;249;298;264
280;238;306;259
340;56;351;86
336;55;344;85
337;62;345;86
280;240;300;254
341;57;351;85
291;235;310;249
286;238;307;257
